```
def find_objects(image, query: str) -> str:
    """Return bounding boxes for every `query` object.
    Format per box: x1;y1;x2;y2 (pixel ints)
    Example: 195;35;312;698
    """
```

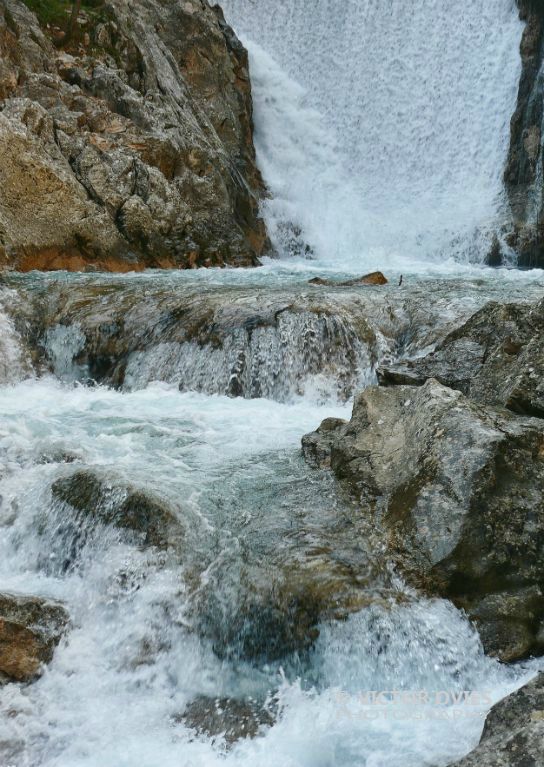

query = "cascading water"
222;0;524;269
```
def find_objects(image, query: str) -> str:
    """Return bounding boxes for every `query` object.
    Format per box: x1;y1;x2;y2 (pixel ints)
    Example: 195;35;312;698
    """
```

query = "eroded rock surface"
0;592;68;682
447;673;544;767
378;299;544;417
303;379;544;660
0;0;267;271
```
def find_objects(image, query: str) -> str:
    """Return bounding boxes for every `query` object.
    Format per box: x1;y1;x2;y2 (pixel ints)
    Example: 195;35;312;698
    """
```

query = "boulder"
378;299;544;417
0;0;267;271
447;673;544;767
0;592;68;682
51;470;184;552
302;379;544;660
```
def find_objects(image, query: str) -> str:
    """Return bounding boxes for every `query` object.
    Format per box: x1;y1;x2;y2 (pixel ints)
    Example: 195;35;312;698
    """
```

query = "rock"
181;695;275;745
51;470;184;552
0;0;267;271
378;299;544;417
0;592;68;682
308;271;388;287
303;379;544;660
447;673;544;767
504;1;544;268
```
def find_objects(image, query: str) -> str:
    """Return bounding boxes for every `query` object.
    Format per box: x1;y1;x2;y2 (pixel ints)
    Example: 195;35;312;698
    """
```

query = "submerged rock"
51;470;184;552
447;673;544;767
303;379;544;660
378;298;544;417
0;592;68;682
181;695;275;745
0;0;267;271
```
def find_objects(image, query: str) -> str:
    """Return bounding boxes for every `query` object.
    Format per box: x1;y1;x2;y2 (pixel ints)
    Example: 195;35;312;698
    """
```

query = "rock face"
504;0;544;267
181;696;274;744
378;299;544;417
448;673;544;767
0;0;267;271
302;379;544;661
0;592;68;682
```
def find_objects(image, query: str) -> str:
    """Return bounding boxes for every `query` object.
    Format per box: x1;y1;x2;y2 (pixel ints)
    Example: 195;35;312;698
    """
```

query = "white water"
222;0;523;269
0;379;540;767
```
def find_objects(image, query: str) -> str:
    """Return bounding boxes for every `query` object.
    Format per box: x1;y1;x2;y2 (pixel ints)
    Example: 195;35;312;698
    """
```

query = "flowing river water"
1;2;544;766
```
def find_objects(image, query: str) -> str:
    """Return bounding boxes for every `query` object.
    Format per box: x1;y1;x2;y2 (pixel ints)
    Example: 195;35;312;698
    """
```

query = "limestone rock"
0;592;68;682
0;0;268;270
447;673;544;767
303;379;544;660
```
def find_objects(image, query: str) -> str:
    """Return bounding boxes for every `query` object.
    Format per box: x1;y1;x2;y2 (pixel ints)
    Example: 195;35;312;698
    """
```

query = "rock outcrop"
503;0;544;267
378;299;544;417
303;379;544;661
0;592;68;682
447;673;544;767
0;0;267;271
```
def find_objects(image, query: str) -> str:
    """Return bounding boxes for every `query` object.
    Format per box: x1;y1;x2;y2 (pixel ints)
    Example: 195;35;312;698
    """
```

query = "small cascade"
0;288;31;384
124;310;376;403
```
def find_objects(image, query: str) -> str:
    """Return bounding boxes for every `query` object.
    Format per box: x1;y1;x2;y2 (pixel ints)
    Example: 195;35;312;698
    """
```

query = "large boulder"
447;673;544;767
303;379;544;660
0;0;267;270
378;299;544;417
0;592;68;682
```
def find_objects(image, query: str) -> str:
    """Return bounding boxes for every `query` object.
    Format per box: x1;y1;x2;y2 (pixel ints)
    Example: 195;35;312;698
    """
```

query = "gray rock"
0;592;68;682
378;299;544;417
303;379;544;660
447;673;544;767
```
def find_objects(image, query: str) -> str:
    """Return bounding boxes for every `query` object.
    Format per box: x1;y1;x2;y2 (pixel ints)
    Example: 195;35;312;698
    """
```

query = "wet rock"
447;673;544;767
303;379;544;660
378;298;544;417
0;0;267;271
0;592;68;682
181;695;275;745
51;470;184;551
308;271;388;287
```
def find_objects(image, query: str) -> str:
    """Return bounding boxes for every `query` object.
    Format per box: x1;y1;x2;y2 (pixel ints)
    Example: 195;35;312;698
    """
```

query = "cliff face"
504;0;544;268
0;0;268;271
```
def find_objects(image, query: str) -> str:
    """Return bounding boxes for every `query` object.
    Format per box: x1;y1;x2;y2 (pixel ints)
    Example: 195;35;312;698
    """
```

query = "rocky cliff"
504;0;544;267
0;0;268;271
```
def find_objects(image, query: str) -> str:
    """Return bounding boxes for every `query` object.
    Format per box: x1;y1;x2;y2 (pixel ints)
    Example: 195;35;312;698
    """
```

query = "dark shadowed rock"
303;379;544;660
0;592;68;682
504;0;544;267
378;299;544;417
51;470;184;551
447;673;544;767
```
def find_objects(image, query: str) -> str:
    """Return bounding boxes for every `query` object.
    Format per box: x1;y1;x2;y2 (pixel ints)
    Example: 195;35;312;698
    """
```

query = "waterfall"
221;0;523;269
